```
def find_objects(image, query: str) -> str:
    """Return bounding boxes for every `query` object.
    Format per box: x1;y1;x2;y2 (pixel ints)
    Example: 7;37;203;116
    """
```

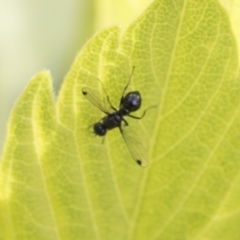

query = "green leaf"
94;0;153;30
1;0;240;239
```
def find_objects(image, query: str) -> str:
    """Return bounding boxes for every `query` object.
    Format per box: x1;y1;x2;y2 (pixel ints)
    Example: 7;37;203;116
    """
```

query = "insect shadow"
82;67;155;167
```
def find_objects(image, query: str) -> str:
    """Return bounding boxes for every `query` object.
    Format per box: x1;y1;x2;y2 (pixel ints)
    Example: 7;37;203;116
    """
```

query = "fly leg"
128;106;157;120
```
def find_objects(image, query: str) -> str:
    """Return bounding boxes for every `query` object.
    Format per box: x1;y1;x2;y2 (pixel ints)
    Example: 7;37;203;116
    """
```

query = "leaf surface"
1;0;240;239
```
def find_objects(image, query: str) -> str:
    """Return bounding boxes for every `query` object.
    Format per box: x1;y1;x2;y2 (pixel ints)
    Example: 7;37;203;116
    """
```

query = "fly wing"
119;126;148;167
82;87;112;114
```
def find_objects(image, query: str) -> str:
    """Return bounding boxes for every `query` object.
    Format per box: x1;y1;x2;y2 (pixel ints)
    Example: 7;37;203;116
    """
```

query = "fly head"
121;91;141;113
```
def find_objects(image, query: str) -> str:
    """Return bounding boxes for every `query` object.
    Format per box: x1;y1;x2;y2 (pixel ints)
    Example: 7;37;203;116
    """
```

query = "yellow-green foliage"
1;0;240;239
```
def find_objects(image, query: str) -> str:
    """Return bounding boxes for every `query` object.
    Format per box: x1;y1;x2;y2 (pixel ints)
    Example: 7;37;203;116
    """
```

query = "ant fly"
82;67;154;167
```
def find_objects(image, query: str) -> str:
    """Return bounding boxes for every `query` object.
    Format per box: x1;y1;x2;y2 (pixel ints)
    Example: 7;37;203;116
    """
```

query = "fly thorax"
103;113;122;129
119;108;130;116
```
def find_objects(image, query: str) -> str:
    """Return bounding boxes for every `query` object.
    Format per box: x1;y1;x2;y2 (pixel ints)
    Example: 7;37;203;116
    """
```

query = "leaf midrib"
127;0;188;239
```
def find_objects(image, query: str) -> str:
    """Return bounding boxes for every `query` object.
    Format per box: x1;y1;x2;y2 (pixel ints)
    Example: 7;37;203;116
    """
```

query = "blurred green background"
0;0;153;155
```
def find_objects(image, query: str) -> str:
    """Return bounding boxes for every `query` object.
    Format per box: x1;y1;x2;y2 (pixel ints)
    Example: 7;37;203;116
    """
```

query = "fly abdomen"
94;123;106;136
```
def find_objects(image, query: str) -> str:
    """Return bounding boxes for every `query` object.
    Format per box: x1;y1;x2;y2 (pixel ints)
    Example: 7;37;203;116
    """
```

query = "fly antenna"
119;66;135;108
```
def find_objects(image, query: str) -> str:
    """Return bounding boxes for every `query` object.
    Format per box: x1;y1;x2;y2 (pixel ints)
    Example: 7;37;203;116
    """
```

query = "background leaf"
0;0;153;156
94;0;153;30
0;0;95;155
1;0;240;239
219;0;240;58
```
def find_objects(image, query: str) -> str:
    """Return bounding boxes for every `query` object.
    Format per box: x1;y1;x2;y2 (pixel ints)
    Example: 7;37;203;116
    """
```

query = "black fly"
82;67;153;167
